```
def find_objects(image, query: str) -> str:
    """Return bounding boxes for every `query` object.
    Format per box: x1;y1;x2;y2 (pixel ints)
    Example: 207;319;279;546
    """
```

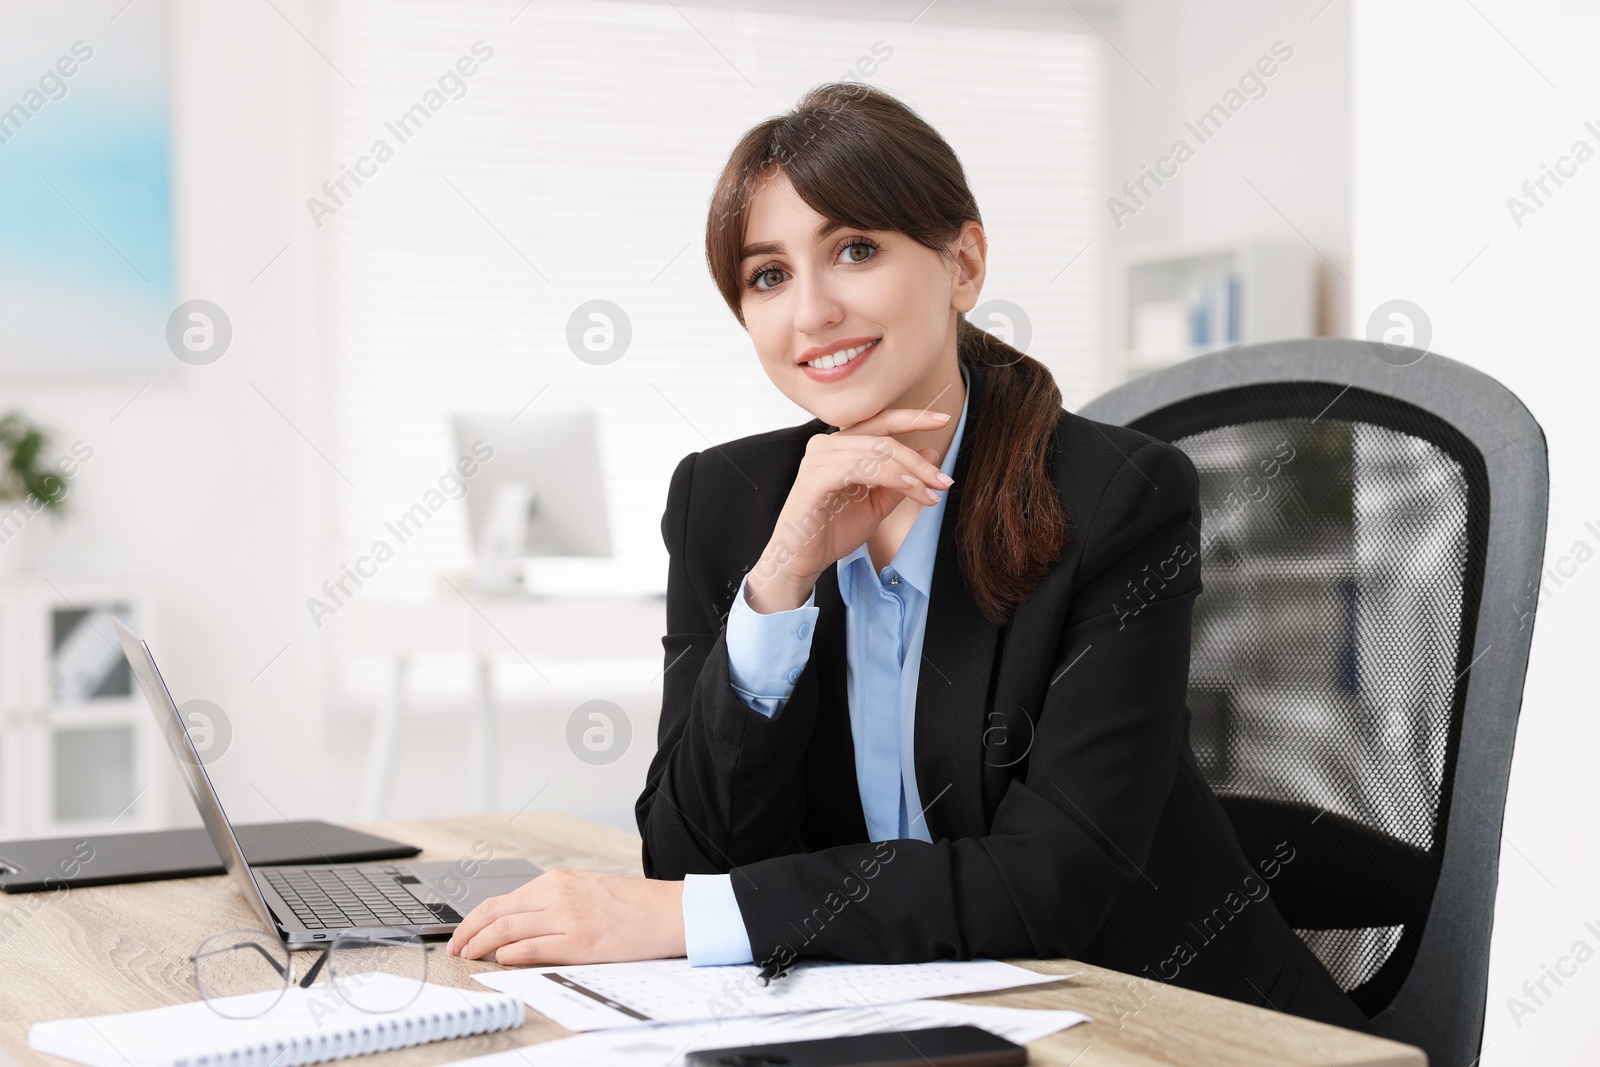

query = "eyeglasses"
191;927;433;1020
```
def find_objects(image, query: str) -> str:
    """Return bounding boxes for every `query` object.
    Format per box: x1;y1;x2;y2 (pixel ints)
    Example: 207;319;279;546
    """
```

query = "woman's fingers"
447;896;500;955
449;884;544;956
493;933;571;967
818;452;945;506
459;908;561;960
840;406;952;439
888;436;952;489
819;428;940;489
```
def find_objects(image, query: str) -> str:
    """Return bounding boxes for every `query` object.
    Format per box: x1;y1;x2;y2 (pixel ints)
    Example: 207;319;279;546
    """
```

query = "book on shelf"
1189;272;1241;353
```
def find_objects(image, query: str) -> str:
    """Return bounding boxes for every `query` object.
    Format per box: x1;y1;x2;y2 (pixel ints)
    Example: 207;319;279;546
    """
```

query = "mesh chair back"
1080;340;1546;1067
1135;382;1488;1011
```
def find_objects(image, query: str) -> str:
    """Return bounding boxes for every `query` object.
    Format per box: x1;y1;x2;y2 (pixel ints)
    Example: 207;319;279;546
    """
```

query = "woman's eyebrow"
740;219;849;261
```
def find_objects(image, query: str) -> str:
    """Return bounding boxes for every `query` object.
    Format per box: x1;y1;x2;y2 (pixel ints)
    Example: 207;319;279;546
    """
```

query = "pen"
756;952;792;985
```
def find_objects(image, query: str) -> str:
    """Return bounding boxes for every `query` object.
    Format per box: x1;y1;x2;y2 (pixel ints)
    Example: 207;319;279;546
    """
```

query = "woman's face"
736;170;984;430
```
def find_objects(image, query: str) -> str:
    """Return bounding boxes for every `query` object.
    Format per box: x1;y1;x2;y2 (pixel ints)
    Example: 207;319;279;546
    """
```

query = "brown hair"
704;82;1070;627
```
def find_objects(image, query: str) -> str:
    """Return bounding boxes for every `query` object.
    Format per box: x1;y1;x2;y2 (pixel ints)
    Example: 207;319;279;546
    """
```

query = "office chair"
1080;338;1547;1067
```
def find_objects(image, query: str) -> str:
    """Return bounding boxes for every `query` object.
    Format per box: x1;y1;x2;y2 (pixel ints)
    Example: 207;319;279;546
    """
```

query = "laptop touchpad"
410;860;543;912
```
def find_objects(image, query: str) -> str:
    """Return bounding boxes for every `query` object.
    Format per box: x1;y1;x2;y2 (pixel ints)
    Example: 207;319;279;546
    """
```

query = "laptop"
114;618;543;947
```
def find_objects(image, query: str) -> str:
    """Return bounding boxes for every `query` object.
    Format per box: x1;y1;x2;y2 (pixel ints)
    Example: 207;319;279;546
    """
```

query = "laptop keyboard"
261;866;462;929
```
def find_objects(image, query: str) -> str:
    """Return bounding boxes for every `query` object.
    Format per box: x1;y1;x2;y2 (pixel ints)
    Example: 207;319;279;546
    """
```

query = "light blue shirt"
681;364;971;965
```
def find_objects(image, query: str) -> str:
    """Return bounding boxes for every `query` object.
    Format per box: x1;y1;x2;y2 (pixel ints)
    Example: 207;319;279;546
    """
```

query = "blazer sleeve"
635;450;823;878
726;440;1204;965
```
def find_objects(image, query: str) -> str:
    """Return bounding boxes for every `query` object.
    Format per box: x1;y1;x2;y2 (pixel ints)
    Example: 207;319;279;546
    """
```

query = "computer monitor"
451;410;613;595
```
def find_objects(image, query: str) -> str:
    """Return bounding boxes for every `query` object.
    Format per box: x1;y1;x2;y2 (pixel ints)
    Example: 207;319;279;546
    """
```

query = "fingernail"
937;473;954;487
932;412;951;421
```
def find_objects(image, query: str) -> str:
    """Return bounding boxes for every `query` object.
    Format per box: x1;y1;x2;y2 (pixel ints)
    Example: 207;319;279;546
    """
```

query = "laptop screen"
113;618;279;933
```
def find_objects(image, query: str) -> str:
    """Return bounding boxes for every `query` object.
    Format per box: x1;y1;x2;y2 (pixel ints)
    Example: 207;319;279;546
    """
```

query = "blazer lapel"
807;557;869;844
912;359;1001;843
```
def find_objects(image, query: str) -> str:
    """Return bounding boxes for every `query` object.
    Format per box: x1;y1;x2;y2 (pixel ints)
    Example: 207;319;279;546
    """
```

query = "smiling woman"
450;81;1371;1037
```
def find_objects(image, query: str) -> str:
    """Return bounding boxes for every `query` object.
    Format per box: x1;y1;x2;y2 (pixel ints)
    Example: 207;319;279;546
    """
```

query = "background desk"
339;595;665;818
0;812;1425;1067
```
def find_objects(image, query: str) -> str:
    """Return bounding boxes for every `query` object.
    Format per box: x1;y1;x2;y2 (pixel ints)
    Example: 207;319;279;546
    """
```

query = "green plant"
0;411;67;512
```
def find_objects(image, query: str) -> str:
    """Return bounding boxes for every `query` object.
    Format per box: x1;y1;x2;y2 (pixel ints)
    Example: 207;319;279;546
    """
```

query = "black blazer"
636;359;1368;1032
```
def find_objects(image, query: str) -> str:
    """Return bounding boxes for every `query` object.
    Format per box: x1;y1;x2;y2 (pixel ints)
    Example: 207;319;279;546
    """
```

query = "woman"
449;82;1368;1032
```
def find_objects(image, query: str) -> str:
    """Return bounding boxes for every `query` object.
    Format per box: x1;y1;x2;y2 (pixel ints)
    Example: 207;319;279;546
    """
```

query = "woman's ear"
949;220;988;315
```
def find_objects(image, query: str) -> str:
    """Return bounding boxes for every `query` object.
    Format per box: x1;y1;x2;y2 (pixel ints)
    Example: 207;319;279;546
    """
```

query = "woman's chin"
815;402;883;431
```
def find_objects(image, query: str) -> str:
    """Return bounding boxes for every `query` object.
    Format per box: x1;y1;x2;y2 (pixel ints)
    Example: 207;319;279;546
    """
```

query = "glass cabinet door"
15;583;162;835
51;603;136;704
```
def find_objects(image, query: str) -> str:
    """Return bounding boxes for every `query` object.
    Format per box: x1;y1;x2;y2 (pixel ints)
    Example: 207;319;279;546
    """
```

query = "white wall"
1106;0;1353;339
1352;0;1599;1061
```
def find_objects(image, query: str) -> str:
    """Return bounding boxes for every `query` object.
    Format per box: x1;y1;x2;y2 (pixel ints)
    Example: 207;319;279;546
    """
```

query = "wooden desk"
0;813;1426;1067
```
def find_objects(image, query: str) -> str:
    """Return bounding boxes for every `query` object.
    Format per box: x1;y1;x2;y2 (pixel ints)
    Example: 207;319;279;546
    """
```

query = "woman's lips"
800;339;879;382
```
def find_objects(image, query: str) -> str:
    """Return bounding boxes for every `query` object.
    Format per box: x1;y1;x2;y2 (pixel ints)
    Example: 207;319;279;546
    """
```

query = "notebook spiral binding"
174;997;525;1067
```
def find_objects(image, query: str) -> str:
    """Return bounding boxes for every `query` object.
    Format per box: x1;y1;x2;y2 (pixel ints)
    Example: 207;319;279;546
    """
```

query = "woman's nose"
791;273;844;335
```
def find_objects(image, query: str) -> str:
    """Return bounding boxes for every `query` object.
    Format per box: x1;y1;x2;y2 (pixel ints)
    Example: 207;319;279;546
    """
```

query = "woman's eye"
752;268;785;290
840;240;876;264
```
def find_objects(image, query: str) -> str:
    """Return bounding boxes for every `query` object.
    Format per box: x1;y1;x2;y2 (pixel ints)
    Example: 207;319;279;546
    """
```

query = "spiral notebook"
28;974;524;1067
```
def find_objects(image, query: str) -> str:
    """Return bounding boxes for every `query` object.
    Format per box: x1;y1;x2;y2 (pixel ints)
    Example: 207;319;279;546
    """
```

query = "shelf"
1117;239;1318;377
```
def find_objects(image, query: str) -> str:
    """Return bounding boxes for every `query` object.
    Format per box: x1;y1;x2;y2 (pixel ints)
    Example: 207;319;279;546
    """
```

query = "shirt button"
787;667;802;684
797;622;811;639
888;575;901;585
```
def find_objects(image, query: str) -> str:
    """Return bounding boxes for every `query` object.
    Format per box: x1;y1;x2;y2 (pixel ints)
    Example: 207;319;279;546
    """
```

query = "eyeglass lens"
192;931;292;1019
327;929;429;1013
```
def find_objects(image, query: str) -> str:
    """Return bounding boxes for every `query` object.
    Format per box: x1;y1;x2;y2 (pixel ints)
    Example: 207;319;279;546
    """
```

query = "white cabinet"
0;578;163;838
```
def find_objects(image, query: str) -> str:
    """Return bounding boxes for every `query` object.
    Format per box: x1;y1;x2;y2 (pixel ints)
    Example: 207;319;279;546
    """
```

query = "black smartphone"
684;1024;1027;1067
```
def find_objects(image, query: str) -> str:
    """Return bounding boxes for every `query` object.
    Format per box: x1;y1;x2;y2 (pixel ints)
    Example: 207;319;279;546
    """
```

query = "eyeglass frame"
190;926;437;1018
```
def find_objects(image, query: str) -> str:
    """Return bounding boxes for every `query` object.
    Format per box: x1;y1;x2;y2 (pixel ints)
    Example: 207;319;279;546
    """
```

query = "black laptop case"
0;821;422;893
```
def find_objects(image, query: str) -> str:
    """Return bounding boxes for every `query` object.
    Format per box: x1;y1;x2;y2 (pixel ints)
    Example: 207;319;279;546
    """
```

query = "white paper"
473;957;1063;1031
438;999;1090;1067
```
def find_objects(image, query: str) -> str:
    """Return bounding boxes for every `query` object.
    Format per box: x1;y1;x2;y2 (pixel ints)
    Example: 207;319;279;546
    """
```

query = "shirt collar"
838;361;971;599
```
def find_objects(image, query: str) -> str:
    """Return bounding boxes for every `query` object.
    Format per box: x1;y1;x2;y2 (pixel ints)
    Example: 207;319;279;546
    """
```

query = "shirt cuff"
682;873;755;966
724;570;819;718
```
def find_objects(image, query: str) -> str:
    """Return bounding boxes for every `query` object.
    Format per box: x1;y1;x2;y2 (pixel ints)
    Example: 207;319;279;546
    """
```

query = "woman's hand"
748;407;955;611
446;869;686;965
